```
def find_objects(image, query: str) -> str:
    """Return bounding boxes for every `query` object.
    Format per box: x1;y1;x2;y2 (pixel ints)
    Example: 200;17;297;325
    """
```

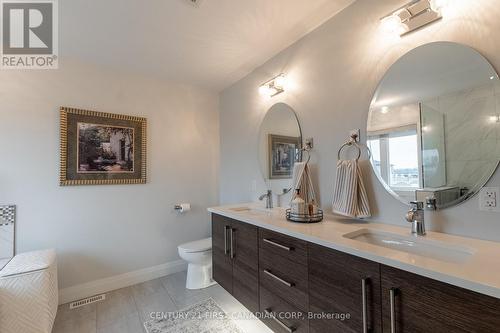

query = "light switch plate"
479;187;500;212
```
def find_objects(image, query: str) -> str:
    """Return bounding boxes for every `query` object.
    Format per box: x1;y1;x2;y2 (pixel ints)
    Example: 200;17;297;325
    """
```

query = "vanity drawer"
260;286;309;333
259;228;308;265
259;247;309;311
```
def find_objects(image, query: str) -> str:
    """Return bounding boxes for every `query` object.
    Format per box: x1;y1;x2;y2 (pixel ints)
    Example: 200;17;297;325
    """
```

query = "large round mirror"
367;42;499;209
258;103;302;197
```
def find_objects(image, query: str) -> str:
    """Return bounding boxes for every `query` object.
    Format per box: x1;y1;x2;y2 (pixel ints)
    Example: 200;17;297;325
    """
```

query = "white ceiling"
60;0;355;91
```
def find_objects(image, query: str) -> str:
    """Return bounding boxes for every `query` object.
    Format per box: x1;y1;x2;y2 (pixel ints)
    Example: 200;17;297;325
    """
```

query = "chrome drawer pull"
390;288;398;333
264;308;296;333
263;269;294;287
224;226;230;255
263;238;293;251
230;228;235;259
361;278;370;333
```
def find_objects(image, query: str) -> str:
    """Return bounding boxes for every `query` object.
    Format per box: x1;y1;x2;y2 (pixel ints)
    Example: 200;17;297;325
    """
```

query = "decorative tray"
286;208;323;223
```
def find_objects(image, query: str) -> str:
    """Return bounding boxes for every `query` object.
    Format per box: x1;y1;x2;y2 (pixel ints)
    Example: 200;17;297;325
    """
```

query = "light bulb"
381;14;403;34
381;106;389;114
274;75;286;89
490;115;500;123
259;85;272;96
430;0;448;12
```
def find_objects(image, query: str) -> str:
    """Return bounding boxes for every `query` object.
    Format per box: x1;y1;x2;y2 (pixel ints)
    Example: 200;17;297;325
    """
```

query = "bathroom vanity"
209;205;500;333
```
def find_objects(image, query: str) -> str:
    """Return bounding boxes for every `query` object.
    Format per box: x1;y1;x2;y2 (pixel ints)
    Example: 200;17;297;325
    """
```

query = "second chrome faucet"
405;201;426;236
259;190;273;209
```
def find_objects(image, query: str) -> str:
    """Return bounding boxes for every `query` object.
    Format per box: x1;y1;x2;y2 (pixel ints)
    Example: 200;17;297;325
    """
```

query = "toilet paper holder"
174;203;191;213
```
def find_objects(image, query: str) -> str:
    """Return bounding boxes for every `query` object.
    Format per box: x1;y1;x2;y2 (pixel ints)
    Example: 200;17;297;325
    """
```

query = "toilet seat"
178;237;212;253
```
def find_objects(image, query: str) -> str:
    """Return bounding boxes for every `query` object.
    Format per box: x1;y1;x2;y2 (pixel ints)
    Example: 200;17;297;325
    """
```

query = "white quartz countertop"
208;203;500;300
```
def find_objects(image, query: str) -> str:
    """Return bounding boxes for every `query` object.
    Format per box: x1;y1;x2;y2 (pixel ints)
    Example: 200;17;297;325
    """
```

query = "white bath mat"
144;298;245;333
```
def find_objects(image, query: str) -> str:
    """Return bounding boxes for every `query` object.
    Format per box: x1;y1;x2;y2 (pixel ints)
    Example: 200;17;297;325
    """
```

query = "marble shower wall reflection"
423;81;500;190
421;104;446;188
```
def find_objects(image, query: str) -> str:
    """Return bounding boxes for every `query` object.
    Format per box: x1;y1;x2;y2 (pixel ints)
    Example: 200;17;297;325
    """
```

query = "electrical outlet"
479;187;500;212
484;189;497;199
485;199;497;208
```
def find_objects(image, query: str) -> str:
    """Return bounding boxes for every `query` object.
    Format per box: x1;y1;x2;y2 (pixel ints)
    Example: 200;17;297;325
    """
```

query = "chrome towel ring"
337;132;370;161
338;141;362;160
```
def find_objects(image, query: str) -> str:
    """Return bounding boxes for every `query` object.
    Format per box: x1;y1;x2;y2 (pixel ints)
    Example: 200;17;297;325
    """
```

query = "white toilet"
178;237;215;289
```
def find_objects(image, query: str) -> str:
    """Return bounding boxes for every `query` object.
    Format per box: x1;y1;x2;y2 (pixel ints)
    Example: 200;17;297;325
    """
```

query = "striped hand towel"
332;160;371;218
291;162;317;205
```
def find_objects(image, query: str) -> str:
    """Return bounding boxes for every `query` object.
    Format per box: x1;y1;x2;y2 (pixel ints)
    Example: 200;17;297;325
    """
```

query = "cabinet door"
231;219;260;313
309;244;382;333
212;214;233;293
381;265;500;333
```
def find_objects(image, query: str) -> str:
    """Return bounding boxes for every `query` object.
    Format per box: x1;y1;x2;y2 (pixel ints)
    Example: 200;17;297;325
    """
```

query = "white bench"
0;249;58;333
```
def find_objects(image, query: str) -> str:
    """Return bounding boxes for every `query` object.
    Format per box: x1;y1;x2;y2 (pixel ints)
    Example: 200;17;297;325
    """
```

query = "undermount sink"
343;229;475;264
228;206;271;215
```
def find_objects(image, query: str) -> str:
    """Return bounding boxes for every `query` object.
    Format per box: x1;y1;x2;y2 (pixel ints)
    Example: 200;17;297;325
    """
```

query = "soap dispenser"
291;189;305;215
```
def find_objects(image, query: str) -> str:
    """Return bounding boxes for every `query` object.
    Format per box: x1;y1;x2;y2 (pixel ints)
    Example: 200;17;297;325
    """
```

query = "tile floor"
52;270;272;333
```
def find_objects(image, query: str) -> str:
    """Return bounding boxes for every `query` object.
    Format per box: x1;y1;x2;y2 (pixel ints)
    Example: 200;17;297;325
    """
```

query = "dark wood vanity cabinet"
212;214;500;333
212;214;233;292
381;265;500;333
258;229;310;333
308;244;382;333
260;286;309;333
211;214;259;312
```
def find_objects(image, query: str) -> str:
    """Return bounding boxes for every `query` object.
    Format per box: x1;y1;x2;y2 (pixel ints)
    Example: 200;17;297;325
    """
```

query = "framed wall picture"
268;134;301;179
60;107;147;185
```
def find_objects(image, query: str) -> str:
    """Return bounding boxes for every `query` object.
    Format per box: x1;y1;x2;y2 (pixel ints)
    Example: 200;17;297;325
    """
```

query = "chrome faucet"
405;201;426;236
259;190;273;209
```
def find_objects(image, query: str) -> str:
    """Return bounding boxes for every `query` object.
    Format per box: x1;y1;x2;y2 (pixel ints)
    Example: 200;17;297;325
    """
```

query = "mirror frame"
367;42;500;209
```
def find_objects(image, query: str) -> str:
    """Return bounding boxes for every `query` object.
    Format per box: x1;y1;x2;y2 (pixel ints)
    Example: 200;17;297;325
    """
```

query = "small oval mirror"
367;42;499;209
258;103;302;195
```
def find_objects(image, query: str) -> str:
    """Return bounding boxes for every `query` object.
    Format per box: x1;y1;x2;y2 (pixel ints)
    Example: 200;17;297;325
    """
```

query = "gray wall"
219;0;500;242
0;58;220;289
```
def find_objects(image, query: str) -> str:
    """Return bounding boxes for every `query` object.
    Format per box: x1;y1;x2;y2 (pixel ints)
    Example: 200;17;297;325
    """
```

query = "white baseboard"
58;259;187;305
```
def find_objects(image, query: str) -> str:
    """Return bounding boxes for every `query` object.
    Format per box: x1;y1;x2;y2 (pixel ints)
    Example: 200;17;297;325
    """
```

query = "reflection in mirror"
367;42;499;209
258;103;302;204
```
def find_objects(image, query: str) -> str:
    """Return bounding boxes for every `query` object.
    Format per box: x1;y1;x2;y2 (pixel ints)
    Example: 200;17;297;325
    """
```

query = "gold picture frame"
60;107;147;186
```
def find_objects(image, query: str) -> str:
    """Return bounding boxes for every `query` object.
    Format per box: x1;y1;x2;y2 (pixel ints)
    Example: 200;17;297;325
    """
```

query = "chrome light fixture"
381;0;444;37
490;115;500;124
259;74;286;97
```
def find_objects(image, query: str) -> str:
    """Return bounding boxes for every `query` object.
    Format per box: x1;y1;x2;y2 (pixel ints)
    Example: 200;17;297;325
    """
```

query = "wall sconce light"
259;74;286;97
381;0;444;37
490;115;500;124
